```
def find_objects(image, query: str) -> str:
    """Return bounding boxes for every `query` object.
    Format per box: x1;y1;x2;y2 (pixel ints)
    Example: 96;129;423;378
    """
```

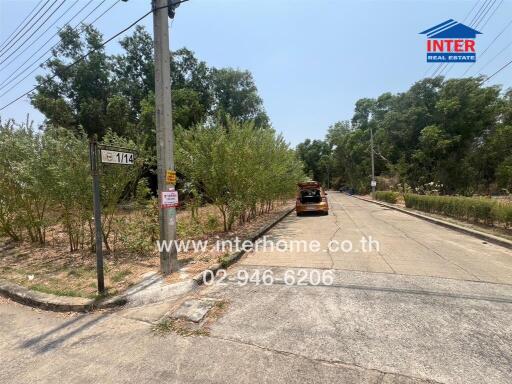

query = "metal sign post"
89;139;105;294
89;141;136;295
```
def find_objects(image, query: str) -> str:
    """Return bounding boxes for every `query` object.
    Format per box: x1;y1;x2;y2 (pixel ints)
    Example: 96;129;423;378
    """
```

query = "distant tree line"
297;77;512;195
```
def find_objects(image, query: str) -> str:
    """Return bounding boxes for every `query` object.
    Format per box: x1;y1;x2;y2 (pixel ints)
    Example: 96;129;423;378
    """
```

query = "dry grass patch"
0;202;293;298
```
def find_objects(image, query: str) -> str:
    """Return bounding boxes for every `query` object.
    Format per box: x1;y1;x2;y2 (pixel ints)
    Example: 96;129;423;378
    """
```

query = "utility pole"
153;0;179;275
370;123;376;199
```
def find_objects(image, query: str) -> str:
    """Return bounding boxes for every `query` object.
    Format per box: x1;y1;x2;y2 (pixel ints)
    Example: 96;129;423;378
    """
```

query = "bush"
404;194;512;227
176;119;305;231
0;120;53;243
375;191;399;204
0;121;143;251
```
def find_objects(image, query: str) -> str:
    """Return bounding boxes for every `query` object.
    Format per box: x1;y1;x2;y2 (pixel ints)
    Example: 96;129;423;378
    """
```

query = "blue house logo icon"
420;20;482;63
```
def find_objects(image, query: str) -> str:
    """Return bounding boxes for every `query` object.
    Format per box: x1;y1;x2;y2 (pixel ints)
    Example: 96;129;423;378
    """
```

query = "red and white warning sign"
161;189;178;208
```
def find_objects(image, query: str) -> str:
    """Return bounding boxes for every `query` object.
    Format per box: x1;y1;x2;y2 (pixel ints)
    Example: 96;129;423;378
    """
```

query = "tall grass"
375;191;399;204
404;194;512;227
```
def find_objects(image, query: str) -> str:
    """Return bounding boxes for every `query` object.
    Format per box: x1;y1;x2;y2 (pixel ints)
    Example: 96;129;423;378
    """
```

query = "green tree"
296;139;331;184
31;25;112;137
210;68;270;128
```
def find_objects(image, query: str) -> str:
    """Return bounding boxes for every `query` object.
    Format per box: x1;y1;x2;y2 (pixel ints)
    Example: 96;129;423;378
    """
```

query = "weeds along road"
1;193;512;384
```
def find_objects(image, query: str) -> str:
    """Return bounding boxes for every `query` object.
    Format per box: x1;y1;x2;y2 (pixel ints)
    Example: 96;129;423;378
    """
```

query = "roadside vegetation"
298;77;512;196
0;24;304;297
375;191;399;204
404;194;512;228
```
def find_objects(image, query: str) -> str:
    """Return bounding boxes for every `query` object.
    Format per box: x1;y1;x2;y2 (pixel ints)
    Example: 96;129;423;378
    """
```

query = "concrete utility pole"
153;0;178;274
370;123;376;199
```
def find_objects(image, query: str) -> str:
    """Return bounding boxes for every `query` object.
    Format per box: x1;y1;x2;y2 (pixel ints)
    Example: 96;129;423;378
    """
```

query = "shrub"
176;119;305;231
404;194;512;227
375;191;399;204
0;121;143;251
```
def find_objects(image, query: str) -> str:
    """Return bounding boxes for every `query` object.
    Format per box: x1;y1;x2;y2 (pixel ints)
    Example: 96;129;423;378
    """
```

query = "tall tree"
31;25;113;138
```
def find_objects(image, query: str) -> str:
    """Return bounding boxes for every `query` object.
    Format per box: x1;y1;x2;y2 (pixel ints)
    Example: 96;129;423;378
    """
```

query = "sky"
0;0;511;146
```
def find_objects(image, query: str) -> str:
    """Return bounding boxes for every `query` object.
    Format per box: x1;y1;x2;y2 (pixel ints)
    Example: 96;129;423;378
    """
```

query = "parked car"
296;181;329;216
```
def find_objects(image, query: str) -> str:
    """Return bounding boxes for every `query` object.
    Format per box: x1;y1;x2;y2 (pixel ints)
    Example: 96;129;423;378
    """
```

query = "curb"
192;205;296;285
352;195;512;250
0;279;127;313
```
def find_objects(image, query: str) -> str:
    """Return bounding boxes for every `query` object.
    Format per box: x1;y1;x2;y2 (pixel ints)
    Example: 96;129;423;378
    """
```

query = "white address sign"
100;149;135;165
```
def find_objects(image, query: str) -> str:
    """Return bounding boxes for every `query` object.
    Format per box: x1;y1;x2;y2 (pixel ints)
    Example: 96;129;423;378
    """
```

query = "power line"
0;0;72;66
475;40;512;74
439;0;498;78
468;0;491;27
88;0;121;26
0;0;60;58
463;0;481;23
0;0;66;61
0;0;112;93
479;0;504;30
463;16;512;76
0;0;45;51
0;0;93;76
0;7;155;111
474;0;498;29
482;56;512;83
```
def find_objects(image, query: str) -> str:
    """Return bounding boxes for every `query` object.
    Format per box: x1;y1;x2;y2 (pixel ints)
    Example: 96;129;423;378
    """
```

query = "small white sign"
371;180;377;187
100;149;135;165
161;190;179;208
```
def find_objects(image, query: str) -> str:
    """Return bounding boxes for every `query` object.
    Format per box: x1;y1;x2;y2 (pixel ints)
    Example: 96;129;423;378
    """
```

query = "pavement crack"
326;208;341;268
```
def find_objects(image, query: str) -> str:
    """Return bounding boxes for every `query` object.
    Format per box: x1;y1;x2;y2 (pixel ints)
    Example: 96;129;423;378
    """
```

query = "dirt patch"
0;202;293;298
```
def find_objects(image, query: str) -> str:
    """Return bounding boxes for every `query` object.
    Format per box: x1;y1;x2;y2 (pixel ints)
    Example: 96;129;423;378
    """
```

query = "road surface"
1;193;512;384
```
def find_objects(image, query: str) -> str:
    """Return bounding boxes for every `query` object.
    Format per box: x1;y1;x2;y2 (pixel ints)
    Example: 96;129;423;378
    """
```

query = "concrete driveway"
1;193;512;384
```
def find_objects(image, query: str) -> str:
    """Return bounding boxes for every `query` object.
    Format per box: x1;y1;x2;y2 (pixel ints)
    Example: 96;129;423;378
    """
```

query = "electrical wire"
0;0;60;58
0;0;45;51
0;8;155;111
0;0;190;110
474;0;498;29
463;0;481;23
0;0;79;67
482;56;512;83
0;0;110;92
479;0;504;30
462;16;512;76
468;0;491;27
438;0;498;78
475;40;512;74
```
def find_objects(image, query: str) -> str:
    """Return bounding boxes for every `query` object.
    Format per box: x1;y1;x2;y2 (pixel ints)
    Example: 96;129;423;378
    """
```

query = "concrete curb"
352;195;512;250
0;279;127;312
192;205;296;285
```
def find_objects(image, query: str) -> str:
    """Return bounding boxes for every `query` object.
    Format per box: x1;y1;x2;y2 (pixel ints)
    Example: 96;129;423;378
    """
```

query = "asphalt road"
1;193;512;384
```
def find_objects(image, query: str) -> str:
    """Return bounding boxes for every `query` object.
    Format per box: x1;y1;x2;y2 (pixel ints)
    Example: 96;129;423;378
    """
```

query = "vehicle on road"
296;181;329;216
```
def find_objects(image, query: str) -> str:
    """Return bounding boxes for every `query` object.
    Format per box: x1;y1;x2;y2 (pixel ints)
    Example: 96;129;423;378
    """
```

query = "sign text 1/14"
100;149;135;165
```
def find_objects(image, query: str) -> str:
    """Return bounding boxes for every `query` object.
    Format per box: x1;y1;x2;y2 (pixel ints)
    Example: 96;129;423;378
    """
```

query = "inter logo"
420;19;482;63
